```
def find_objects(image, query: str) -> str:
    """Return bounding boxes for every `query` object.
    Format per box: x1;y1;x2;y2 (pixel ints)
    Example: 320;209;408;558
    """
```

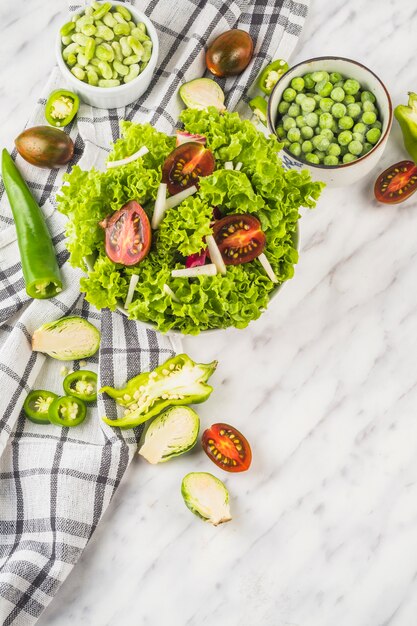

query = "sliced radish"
171;264;217;278
186;249;208;268
235;162;243;171
206;234;226;275
151;182;168;229
124;274;139;309
176;131;206;146
107;146;149;169
165;185;198;210
258;253;278;283
224;161;234;170
163;283;180;303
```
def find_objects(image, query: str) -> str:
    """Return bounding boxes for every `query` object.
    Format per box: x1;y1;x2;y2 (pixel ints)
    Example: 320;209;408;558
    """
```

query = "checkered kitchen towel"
0;0;309;623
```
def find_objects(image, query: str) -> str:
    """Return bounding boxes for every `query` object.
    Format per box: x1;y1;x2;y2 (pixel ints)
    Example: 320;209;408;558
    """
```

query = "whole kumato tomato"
206;29;254;77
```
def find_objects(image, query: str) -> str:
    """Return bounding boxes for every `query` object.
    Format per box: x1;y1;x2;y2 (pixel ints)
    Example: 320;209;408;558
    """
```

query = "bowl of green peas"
56;1;158;109
267;57;393;187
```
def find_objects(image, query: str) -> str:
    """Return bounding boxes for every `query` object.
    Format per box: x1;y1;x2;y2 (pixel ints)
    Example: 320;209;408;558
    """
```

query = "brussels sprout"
179;78;226;112
181;472;232;526
139;406;200;464
32;316;101;361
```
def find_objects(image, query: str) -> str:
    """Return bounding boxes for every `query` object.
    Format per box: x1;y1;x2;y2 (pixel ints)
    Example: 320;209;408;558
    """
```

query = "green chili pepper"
101;354;217;429
48;395;87;427
45;89;80;128
1;150;63;299
63;370;97;402
23;390;58;424
258;59;289;95
249;96;268;125
394;92;417;163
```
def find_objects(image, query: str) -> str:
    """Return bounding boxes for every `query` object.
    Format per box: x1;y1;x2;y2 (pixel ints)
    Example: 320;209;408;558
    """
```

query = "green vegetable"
23;390;58;424
139;406;200;464
1;149;63;299
249;96;267;125
48;395;87;427
181;472;232;526
63;370;97;402
258;59;289;95
179;78;226;112
101;354;216;428
32;316;101;361
394;92;417;163
45;89;79;127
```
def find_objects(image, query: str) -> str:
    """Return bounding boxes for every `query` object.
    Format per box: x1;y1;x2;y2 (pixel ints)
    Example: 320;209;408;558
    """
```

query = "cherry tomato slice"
212;214;266;265
162;142;215;195
202;423;252;472
374;160;417;204
100;200;151;266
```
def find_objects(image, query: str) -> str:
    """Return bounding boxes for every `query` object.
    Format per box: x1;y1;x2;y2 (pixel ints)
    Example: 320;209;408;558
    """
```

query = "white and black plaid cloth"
0;0;308;623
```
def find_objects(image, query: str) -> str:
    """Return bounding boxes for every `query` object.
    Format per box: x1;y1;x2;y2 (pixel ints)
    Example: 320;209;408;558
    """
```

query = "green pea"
317;81;333;97
353;122;366;134
303;73;315;89
61;35;72;46
291;77;305;92
87;68;99;85
98;60;112;79
339;115;354;130
366;127;381;144
66;53;77;67
289;142;302;157
343;94;355;105
343;78;360;95
283;117;296;131
314;126;321;135
128;36;144;57
321;128;334;141
301;140;313;153
114;22;131;36
347;103;361;119
363;142;373;153
113;60;129;77
314;150;325;161
361;90;375;103
98;78;121;87
61;21;76;37
295;93;307;105
102;12;117;28
123;54;140;66
363;100;376;113
319;98;334;112
301;126;314;139
71;66;86;81
352;132;364;143
331;102;346;119
281;139;290;148
287;103;301;117
334;80;344;89
92;2;112;20
283;88;297;102
312;135;330;152
305;112;318;127
311;71;329;83
319;112;333;129
278;101;290;115
343;153;357;163
276;125;286;139
328;143;341;157
331;87;345;102
295;115;306;128
313;94;322;103
305;152;320;164
287;127;301;142
124;63;140;83
120;37;132;57
372;120;382;130
348;140;363;155
338;130;353;146
301;97;316;113
329;72;343;84
324;155;339;165
362;111;377;125
331;120;338;133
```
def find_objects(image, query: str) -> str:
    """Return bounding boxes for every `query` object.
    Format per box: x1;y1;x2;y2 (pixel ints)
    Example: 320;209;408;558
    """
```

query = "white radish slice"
171;264;217;278
224;161;234;170
235;162;243;171
206;234;226;276
151;183;168;229
106;146;149;169
165;185;198;210
258;253;278;283
163;283;180;303
124;274;139;309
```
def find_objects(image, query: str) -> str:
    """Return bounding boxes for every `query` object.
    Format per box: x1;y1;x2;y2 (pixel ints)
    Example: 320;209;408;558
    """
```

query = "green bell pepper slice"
249;96;268;126
45;89;80;128
48;395;87;427
258;59;289;95
394;92;417;163
101;353;217;429
23;390;58;424
63;370;97;402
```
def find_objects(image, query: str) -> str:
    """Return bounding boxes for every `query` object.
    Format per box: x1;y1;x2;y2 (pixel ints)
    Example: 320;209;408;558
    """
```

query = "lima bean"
128;36;144;56
116;5;132;20
96;43;114;62
124;63;140;83
87;68;99;85
98;78;121;87
114;23;131;36
60;21;75;37
113;60;129;76
123;54;140;66
98;60;113;80
71;66;85;81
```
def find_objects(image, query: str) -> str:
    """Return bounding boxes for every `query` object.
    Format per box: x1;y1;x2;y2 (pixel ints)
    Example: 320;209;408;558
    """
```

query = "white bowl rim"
267;55;393;171
56;0;159;95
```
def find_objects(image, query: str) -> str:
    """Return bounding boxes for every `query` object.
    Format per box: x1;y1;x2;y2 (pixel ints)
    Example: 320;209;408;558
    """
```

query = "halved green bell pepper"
101;354;217;429
45;90;79;128
394;92;417;163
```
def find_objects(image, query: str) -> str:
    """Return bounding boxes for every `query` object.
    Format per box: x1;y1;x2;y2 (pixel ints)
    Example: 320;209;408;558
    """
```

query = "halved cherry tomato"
162;143;215;195
374;160;417;204
202;423;252;472
100;200;151;266
212;214;266;265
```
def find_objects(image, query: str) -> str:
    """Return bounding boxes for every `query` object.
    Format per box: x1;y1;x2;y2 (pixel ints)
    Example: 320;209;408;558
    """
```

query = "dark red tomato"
202;423;252;472
206;29;254;77
374;160;417;204
162;142;215;195
100;200;151;266
212;214;266;265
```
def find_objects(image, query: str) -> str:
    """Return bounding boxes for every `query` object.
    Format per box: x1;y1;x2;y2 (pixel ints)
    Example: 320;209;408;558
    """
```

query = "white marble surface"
3;0;417;624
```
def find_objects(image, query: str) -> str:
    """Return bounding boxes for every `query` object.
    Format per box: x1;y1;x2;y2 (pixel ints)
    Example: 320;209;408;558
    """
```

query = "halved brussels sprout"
139;406;200;464
179;78;226;112
181;472;232;526
32;316;101;361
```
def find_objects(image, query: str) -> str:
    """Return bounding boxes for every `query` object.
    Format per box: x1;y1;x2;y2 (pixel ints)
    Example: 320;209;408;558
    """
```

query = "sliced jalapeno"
63;370;97;402
48;396;87;427
45;89;80;128
23;390;58;424
258;59;289;95
249;96;267;125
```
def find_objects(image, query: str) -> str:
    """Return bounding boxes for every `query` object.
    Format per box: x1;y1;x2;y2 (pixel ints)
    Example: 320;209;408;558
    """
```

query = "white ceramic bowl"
56;1;159;109
267;56;393;187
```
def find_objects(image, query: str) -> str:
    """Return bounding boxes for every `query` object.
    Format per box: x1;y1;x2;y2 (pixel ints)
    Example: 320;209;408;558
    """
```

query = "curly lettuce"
57;109;324;334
